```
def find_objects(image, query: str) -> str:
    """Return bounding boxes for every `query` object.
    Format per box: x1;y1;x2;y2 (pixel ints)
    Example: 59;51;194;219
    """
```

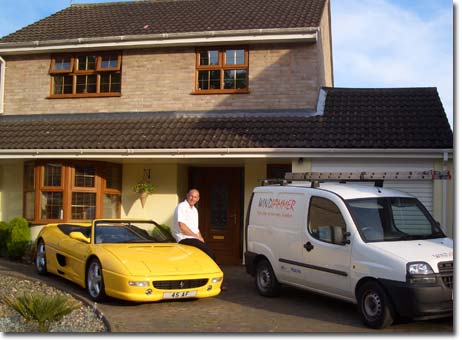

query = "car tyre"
34;239;48;275
255;259;280;297
358;281;394;329
86;258;107;302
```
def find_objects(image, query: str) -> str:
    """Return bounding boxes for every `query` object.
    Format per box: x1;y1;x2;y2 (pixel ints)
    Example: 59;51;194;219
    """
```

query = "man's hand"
179;222;204;242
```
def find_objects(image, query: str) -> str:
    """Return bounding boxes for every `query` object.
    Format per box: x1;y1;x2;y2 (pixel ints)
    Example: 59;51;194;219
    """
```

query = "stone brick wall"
3;42;325;114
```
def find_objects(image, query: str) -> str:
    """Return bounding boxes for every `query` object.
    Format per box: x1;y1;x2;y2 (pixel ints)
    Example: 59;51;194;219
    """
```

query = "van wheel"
358;281;394;329
255;259;280;297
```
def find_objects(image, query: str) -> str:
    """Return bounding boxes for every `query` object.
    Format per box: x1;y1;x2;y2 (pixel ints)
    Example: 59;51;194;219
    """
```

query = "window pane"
24;163;35;189
103;194;121;218
72;192;96;219
100;73;121;93
224;70;247;89
53;57;72;72
225;49;245;65
308;197;346;245
25;191;35;220
104;166;122;190
75;165;95;187
43;163;61;187
100;54;119;69
76;75;97;94
53;75;73;95
41;192;63;220
77;55;96;71
391;198;432;235
198;70;220;90
199;50;219;65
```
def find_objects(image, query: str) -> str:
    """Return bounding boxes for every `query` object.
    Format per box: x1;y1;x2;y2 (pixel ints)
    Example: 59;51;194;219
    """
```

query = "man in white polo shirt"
173;188;215;260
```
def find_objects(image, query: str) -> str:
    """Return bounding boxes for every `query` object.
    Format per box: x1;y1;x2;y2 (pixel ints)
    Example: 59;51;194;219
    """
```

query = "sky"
0;0;455;128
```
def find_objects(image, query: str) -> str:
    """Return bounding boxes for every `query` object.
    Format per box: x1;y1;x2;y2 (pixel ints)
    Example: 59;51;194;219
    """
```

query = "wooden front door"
189;167;243;265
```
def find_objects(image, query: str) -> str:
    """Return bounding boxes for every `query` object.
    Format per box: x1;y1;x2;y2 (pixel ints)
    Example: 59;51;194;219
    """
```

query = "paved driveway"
0;259;453;333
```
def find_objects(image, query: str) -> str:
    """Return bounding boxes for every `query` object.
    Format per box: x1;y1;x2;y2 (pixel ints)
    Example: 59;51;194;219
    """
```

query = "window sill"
47;93;121;99
191;90;249;95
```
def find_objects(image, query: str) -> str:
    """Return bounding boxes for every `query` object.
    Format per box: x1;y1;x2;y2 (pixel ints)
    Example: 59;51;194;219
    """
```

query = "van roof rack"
261;170;451;188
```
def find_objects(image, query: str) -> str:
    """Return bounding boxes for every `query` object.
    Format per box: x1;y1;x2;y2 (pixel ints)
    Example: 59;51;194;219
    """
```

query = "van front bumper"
379;278;453;320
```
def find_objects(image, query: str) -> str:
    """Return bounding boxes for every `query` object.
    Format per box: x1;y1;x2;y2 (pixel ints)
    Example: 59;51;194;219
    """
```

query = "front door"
189;167;243;264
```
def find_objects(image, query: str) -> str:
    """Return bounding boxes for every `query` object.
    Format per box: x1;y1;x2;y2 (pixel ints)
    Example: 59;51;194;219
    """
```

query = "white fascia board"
0;148;453;160
0;29;318;55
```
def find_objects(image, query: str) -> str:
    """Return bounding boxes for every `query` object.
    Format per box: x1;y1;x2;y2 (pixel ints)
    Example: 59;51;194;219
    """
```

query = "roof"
0;0;326;44
0;87;453;151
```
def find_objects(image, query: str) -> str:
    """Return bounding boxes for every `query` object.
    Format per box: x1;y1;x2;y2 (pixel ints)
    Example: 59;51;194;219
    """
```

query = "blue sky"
0;0;455;128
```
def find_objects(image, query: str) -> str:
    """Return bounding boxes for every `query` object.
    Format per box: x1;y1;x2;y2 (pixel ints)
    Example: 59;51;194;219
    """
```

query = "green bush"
6;217;31;259
0;221;10;257
2;293;79;332
151;224;175;242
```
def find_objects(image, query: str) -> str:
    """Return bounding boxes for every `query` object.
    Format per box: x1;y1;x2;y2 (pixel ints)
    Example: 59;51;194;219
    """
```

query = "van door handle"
304;241;314;252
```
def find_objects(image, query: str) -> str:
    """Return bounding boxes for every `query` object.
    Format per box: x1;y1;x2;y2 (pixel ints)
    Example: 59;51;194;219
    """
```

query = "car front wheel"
358;281;394;329
34;239;48;275
86;258;106;301
255;259;280;297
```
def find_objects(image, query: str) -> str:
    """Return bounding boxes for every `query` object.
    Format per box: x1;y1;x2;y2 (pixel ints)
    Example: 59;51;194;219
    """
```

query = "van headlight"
407;262;436;284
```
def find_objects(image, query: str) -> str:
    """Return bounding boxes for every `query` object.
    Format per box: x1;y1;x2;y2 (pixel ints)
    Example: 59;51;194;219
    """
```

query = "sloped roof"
0;0;326;44
0;87;453;151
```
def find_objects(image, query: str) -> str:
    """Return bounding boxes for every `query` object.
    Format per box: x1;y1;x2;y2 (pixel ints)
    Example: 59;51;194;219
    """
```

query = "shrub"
6;217;31;259
151;224;175;242
2;293;80;332
0;221;10;257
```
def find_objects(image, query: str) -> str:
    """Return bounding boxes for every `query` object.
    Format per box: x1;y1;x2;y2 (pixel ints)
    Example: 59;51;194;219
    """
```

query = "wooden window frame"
49;52;122;99
194;47;249;94
24;161;122;224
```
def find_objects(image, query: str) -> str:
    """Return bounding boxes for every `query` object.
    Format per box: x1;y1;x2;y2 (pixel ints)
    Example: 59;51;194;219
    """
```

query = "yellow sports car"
34;219;223;302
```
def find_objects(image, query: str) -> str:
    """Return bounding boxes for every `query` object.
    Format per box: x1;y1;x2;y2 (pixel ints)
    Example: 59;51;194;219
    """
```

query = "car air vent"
153;279;208;290
438;261;453;289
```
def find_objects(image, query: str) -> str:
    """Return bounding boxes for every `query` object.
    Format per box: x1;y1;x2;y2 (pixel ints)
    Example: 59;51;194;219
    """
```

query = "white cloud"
331;0;453;127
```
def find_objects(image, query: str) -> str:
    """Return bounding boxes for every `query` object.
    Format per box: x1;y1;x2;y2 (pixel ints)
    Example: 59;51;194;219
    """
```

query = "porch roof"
0;87;453;152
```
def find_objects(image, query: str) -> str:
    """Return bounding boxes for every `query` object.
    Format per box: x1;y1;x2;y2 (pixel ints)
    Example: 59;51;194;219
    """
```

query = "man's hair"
187;189;200;197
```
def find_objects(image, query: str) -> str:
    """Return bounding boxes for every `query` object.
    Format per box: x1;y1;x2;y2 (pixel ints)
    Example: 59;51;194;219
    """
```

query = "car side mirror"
342;231;351;245
70;231;90;244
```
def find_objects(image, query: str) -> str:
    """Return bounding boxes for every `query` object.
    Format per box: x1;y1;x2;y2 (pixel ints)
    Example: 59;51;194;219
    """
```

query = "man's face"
186;191;200;207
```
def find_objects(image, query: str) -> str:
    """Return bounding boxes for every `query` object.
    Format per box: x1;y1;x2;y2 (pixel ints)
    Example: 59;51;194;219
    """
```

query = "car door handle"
304;241;314;252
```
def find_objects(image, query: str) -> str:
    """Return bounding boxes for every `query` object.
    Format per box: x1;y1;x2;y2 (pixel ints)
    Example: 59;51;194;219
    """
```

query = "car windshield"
94;221;176;244
346;197;445;242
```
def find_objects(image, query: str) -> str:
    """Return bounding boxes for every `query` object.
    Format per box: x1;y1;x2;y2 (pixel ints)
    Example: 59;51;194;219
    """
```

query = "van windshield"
346;197;445;242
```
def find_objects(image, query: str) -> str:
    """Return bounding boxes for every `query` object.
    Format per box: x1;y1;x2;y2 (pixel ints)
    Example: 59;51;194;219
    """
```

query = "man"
173;189;215;260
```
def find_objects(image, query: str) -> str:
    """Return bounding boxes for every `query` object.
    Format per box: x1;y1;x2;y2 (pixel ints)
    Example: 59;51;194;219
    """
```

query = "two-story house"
0;0;453;264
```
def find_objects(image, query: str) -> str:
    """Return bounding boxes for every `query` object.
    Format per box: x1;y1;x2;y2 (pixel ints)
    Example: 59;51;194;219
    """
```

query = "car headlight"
211;277;222;283
407;262;436;284
128;281;149;287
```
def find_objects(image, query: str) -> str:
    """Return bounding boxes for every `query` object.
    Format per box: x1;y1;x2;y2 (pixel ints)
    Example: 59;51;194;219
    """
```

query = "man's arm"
178;222;204;242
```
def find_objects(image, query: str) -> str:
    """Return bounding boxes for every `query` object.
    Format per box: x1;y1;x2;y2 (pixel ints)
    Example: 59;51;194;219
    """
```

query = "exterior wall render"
3;42;322;115
0;161;23;222
317;0;334;87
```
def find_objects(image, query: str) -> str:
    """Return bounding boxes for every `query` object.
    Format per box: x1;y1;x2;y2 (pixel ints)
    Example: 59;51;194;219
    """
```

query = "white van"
245;179;453;328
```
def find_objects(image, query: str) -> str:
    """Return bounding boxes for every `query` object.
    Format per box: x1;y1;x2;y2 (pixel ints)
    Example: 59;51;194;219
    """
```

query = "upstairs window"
195;47;249;94
50;52;122;98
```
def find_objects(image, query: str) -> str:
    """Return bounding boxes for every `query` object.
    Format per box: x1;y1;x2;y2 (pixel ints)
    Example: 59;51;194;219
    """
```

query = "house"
0;0;453;265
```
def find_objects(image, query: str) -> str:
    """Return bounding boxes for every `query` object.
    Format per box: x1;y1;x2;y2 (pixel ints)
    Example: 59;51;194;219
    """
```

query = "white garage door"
311;159;434;214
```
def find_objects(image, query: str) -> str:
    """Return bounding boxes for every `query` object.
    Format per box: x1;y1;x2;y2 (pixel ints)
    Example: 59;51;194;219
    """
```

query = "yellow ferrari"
34;219;223;302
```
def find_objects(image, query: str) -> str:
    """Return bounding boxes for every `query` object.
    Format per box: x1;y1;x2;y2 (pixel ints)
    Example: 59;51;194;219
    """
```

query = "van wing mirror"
342;231;351;245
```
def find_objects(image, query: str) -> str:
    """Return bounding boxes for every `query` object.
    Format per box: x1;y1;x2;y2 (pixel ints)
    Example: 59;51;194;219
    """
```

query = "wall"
0;161;23;222
318;0;334;87
3;42;324;115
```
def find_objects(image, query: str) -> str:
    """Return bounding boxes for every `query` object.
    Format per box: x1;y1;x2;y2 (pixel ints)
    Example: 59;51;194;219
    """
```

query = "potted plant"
132;182;155;208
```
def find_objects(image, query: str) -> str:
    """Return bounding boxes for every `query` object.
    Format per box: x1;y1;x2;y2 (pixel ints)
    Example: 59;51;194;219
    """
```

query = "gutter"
0;27;319;55
0;148;453;160
0;56;4;113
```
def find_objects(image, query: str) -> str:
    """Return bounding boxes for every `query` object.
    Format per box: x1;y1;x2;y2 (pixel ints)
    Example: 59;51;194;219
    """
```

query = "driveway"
0;258;453;333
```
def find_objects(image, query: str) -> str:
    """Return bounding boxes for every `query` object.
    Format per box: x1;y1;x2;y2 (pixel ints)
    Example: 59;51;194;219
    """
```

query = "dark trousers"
179;238;216;261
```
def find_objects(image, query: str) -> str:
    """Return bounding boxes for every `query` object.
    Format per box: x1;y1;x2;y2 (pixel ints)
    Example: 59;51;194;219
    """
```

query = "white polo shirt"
173;200;199;242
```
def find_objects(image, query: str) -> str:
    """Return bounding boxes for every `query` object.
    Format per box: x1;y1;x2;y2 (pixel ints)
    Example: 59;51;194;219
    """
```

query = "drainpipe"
441;152;448;233
0;56;5;113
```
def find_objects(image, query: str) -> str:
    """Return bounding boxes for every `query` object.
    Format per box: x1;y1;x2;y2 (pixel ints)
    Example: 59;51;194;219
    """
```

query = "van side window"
308;197;347;245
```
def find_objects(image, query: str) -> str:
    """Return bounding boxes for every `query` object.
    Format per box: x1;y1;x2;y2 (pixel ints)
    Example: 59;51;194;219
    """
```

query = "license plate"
163;291;197;299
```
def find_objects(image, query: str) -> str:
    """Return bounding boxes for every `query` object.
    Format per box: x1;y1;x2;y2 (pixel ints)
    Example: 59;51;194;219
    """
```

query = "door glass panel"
308;197;346;245
210;184;228;230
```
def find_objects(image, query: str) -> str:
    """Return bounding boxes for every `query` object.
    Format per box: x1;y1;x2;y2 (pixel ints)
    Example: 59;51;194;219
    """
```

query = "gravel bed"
0;274;108;333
